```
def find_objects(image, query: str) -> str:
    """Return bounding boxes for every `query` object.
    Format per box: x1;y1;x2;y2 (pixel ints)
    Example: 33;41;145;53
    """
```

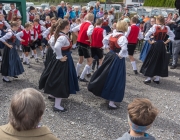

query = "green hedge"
144;0;175;8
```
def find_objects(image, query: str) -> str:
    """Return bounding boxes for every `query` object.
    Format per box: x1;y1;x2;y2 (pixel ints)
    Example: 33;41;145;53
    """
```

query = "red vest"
127;25;140;44
77;22;91;45
153;26;167;41
109;34;122;51
34;24;42;39
45;22;51;29
91;27;104;48
102;18;109;27
29;12;35;22
21;30;31;46
17;26;23;32
7;9;18;21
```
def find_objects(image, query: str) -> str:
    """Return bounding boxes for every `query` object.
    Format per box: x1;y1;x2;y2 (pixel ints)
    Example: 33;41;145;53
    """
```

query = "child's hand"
60;56;67;62
8;44;13;49
21;39;25;42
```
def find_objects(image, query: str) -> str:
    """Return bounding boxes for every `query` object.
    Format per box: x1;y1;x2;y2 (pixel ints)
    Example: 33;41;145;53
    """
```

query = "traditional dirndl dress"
44;47;54;68
39;34;79;98
1;33;24;76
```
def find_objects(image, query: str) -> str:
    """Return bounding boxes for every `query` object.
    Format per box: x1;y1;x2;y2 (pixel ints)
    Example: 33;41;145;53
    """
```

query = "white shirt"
95;26;107;38
125;24;144;40
70;23;77;32
72;21;94;36
102;31;128;58
39;20;45;26
0;21;11;31
145;24;175;41
43;27;51;38
48;35;55;53
0;29;19;43
54;33;70;59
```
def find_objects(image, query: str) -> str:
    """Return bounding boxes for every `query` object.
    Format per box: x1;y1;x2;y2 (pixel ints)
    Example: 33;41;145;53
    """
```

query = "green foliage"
144;0;175;8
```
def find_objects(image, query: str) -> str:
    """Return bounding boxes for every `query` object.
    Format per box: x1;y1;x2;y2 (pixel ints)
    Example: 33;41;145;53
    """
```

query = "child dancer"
0;14;11;61
91;18;106;67
72;13;94;82
88;21;128;109
39;19;79;112
0;21;24;82
70;18;77;49
29;23;38;62
27;6;35;22
140;15;175;84
125;17;143;74
16;19;24;51
33;18;46;59
117;98;158;140
101;12;111;34
16;23;31;67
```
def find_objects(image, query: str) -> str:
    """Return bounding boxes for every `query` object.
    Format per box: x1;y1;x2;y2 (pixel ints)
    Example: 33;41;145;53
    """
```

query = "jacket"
58;6;67;19
49;11;58;19
0;123;59;140
117;132;156;140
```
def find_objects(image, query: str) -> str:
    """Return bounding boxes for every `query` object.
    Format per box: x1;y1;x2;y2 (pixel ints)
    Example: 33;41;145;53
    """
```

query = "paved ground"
0;48;180;140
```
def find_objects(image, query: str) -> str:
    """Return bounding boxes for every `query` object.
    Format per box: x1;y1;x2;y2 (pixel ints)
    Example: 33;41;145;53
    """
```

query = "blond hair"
116;20;128;32
128;98;158;126
156;15;165;25
86;13;94;22
9;88;45;131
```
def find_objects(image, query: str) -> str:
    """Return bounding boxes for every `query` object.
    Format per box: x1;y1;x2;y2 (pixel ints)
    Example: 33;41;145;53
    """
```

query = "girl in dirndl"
39;19;79;112
140;15;175;84
0;21;24;83
88;21;128;109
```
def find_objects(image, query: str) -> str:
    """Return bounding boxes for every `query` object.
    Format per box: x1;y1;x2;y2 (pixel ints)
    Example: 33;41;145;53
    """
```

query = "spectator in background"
93;1;100;22
89;6;94;13
175;0;180;15
39;8;44;20
123;8;130;17
81;6;87;19
0;88;59;140
143;17;155;34
139;21;145;31
66;5;75;22
173;13;180;23
96;7;104;19
58;1;67;19
0;3;7;20
49;5;58;19
166;13;173;25
139;15;145;22
143;15;150;23
108;10;114;28
74;6;80;18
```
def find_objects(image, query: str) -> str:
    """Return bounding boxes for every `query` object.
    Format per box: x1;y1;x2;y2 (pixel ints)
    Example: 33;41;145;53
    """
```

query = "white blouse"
72;21;94;36
0;29;18;43
103;31;128;58
43;27;51;38
144;24;175;41
54;33;70;59
48;35;55;53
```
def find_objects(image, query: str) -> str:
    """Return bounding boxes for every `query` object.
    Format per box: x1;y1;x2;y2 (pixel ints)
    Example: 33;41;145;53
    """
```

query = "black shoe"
79;78;89;82
2;78;11;83
108;105;118;110
35;58;39;62
86;73;91;78
143;80;151;84
77;76;80;79
48;96;55;102
170;65;177;69
134;70;138;74
30;55;34;59
168;62;172;66
153;80;160;84
53;107;67;112
13;76;18;78
23;62;27;65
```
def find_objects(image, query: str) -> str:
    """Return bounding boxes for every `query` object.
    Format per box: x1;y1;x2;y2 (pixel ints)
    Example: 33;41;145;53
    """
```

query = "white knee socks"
31;50;34;56
76;63;82;76
154;76;160;81
109;101;117;108
131;61;137;70
41;50;44;57
80;65;90;79
145;77;151;81
55;98;64;110
44;47;48;54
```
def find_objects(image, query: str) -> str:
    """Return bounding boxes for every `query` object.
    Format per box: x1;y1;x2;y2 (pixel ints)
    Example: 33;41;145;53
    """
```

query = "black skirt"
44;47;54;68
39;51;79;98
140;41;168;77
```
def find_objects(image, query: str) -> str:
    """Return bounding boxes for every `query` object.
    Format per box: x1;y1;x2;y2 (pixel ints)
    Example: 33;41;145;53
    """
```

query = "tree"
144;0;175;7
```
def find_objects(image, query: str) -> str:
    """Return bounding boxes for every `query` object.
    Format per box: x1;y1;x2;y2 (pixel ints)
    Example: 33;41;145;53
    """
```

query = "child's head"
96;18;103;27
116;20;128;33
128;98;158;133
11;21;20;31
33;18;40;26
17;19;22;26
104;12;108;18
9;88;45;131
140;21;145;27
76;18;81;24
46;16;51;22
71;18;76;23
29;23;34;30
35;14;40;19
24;23;31;31
44;8;49;14
64;15;69;20
85;13;94;22
131;17;138;24
67;5;72;11
29;6;35;14
81;6;86;13
156;15;165;25
51;17;57;25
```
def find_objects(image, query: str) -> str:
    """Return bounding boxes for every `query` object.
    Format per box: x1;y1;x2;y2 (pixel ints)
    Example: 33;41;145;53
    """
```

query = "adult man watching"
49;5;58;19
58;1;67;19
93;1;100;22
0;3;7;20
